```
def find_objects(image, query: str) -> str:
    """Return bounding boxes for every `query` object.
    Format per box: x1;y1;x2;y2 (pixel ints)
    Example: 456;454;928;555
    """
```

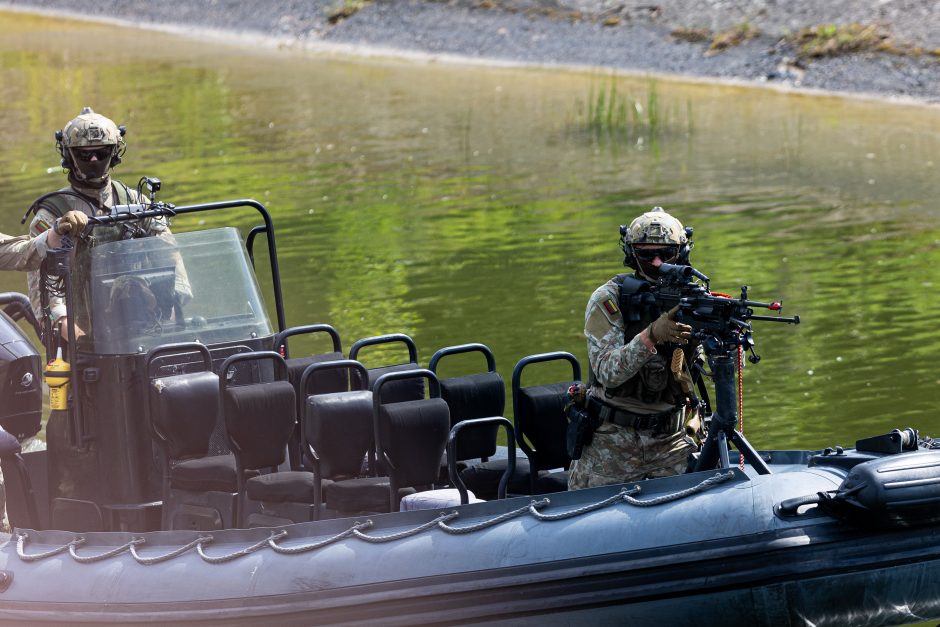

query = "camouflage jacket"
584;276;673;413
0;231;50;272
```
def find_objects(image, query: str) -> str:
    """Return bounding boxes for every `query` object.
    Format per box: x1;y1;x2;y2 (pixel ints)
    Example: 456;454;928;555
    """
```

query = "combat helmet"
620;207;692;269
55;107;126;186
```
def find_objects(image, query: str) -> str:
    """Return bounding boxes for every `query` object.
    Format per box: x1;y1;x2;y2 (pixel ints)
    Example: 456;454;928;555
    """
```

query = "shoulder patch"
602;298;619;316
31;217;52;234
585;303;614;339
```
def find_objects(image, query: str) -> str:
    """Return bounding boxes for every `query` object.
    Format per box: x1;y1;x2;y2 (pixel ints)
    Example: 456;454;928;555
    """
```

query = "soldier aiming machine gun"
624;261;801;475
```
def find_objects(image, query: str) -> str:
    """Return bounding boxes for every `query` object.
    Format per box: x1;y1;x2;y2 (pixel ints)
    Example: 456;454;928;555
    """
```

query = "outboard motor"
0;294;42;440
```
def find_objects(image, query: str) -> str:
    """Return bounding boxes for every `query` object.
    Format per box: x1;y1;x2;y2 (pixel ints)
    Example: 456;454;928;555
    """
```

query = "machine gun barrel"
748;313;800;324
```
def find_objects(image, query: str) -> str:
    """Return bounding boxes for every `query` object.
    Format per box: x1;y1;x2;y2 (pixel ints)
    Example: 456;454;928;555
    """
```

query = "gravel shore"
3;0;940;102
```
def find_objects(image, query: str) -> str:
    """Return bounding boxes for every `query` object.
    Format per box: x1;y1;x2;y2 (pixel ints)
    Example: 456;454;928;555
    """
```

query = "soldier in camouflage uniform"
24;107;188;340
568;207;699;489
0;215;87;271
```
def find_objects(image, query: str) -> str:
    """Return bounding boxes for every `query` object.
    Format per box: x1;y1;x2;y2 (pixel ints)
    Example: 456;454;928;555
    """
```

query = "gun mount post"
695;349;771;475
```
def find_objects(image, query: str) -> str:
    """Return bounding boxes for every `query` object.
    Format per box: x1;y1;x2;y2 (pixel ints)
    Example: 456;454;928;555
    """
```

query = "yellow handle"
44;357;71;411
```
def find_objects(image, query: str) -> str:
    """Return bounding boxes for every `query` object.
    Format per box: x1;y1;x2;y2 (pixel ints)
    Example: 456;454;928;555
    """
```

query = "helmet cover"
624;207;687;247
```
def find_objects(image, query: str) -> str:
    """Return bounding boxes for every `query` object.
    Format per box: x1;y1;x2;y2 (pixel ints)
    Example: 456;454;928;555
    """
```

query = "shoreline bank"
2;1;940;105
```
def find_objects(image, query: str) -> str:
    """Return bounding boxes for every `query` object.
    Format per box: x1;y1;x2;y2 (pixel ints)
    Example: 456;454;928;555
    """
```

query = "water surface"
1;11;939;450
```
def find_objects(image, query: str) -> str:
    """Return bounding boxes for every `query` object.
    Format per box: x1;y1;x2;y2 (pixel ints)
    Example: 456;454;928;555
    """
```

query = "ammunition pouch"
586;396;682;436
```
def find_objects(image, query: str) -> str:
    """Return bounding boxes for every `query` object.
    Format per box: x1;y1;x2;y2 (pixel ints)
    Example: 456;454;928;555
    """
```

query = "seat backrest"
351;334;424;404
305;390;375;478
287;352;347;398
439;372;504;460
0;426;40;529
220;352;296;471
145;342;220;461
374;369;450;489
150;371;220;460
367;363;425;403
512;352;582;473
514;382;571;471
276;323;348;405
378;398;451;488
223;381;296;470
429;343;504;461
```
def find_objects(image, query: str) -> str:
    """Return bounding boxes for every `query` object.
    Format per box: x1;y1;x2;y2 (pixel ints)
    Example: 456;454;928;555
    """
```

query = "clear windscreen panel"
85;227;273;354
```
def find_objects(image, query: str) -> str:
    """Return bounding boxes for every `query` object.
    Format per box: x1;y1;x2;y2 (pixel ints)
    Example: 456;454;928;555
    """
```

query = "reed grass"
578;78;691;144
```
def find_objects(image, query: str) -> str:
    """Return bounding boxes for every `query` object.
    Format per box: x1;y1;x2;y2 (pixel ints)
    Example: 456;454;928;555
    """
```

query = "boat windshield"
83;227;273;354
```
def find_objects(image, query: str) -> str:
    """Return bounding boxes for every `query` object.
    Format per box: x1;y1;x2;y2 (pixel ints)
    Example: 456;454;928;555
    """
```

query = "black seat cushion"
223;381;296;470
170;455;249;492
459;457;533;500
379;398;451;488
515;382;572;471
150;371;220;459
369;363;425;404
440;372;504;460
287;352;347;397
305;391;374;478
460;460;567;499
533;470;569;495
245;471;323;503
324;477;395;513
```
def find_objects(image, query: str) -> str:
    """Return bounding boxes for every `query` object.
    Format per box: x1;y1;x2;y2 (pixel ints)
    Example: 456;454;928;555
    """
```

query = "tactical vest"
33;183;135;336
599;273;696;407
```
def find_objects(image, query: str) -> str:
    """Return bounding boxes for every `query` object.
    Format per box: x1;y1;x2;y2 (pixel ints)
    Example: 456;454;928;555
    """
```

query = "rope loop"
269;522;372;555
196;530;287;564
16;533;85;562
129;535;211;565
620;471;735;507
69;537;145;564
438;500;541;534
530;488;638;521
354;512;457;543
14;471;735;565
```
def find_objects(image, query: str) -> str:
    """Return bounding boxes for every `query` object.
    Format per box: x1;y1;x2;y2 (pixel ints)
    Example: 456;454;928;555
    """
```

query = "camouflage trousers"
567;423;697;490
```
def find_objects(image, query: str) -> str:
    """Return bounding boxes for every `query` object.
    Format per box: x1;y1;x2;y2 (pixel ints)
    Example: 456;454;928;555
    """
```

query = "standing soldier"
568;207;699;489
23;107;187;342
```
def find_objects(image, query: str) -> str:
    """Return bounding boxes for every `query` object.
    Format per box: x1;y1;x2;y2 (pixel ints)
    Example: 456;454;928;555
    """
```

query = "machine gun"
654;262;799;362
636;262;801;475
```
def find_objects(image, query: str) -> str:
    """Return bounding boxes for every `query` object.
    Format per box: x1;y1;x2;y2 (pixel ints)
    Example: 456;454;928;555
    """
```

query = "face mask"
70;146;113;183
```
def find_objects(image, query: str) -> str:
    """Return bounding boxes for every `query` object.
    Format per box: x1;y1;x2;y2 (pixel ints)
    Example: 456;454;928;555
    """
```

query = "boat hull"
2;464;939;626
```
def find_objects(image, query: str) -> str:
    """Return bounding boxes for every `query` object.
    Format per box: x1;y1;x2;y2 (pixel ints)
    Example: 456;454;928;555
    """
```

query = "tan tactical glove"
648;305;692;344
55;210;88;235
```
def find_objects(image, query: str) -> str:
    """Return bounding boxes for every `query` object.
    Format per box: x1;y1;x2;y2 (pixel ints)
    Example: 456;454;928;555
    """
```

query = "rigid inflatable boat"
0;199;938;626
